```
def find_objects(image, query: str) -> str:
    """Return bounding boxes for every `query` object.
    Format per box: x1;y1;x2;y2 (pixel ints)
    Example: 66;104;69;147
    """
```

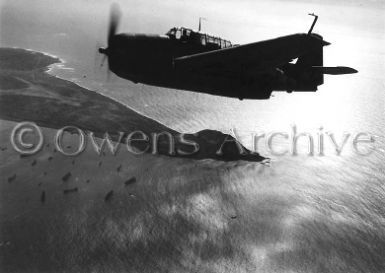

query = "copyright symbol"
10;122;44;155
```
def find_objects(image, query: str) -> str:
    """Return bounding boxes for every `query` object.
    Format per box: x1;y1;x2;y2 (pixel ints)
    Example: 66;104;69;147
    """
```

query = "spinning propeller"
98;3;122;72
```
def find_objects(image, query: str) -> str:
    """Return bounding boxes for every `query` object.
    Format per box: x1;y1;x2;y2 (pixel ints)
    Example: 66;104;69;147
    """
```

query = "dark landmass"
0;47;264;162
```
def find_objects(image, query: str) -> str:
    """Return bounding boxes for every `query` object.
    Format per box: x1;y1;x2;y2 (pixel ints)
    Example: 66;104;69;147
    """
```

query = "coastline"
0;47;264;162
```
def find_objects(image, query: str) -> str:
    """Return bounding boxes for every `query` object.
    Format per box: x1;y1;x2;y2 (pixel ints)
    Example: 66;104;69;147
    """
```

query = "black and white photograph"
0;0;384;272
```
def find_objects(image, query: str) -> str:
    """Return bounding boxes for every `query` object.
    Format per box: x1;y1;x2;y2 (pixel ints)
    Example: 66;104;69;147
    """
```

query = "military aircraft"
98;4;357;100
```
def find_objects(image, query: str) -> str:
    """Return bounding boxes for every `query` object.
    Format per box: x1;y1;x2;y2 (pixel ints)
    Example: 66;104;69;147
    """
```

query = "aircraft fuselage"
105;32;351;99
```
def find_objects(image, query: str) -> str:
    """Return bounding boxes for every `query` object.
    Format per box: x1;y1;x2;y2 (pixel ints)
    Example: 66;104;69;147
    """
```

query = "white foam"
16;47;64;64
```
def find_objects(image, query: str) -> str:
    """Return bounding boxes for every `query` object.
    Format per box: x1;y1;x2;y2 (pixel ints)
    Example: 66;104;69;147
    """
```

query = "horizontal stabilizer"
311;66;358;75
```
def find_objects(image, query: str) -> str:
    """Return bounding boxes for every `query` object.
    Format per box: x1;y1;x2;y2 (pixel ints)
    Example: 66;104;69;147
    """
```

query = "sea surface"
1;0;385;272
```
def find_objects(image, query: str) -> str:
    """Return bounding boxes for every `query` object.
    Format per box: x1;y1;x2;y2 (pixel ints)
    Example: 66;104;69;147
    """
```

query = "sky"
1;0;384;43
0;0;385;61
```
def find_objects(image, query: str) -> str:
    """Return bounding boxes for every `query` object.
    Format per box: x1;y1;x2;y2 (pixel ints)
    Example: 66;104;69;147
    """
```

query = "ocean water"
1;0;385;272
7;35;385;272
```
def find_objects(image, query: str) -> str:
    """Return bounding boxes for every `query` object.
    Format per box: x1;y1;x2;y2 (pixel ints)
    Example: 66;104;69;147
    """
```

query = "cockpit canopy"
166;27;233;49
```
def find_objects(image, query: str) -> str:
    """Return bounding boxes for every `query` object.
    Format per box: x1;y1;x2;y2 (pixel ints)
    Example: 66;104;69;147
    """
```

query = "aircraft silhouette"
98;4;357;100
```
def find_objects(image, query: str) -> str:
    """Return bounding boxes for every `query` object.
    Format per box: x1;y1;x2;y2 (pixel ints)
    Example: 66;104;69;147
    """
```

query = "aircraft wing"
174;34;319;76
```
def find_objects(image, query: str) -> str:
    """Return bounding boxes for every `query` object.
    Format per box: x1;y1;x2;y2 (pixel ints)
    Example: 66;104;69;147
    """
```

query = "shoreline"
0;47;265;162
